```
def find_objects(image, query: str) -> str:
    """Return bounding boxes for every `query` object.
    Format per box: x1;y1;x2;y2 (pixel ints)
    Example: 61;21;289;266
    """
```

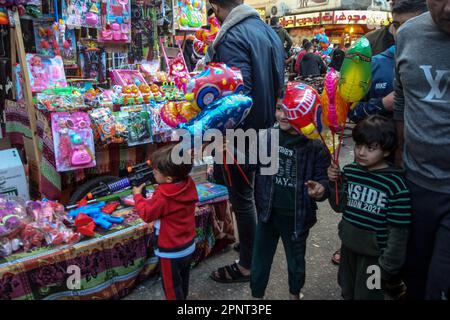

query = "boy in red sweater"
133;144;198;300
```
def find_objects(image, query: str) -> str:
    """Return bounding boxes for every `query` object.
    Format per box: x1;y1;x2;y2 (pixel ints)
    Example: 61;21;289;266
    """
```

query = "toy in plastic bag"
89;107;127;144
0;195;27;240
36;87;85;111
51;112;96;172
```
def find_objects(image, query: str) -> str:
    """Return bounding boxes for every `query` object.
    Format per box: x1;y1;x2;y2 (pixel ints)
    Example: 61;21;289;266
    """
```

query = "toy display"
79;42;107;83
89;107;128;144
321;69;351;134
173;0;205;30
281;82;323;140
99;0;131;43
185;63;244;110
339;36;372;103
62;0;102;29
36;87;85;111
26;54;67;92
51;112;96;172
120;110;152;146
33;20;77;66
68;201;125;232
177;94;253;136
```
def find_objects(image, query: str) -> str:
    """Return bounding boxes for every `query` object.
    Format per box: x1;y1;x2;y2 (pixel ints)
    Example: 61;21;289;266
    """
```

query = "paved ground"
125;136;354;300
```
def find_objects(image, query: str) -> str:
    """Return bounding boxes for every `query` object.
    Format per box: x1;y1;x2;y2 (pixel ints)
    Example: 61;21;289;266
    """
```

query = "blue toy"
68;202;125;230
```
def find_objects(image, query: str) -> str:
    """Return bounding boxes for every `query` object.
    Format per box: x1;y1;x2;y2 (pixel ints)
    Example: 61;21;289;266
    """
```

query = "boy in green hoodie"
328;115;411;300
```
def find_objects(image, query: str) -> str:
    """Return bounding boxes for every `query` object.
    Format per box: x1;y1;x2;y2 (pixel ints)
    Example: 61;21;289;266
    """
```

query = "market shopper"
328;115;411;300
250;101;331;300
394;0;450;300
270;16;293;59
132;144;198;300
349;0;428;123
299;41;327;77
205;0;285;283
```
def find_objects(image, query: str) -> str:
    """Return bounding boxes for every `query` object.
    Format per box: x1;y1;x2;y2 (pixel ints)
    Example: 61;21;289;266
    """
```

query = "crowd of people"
132;0;449;301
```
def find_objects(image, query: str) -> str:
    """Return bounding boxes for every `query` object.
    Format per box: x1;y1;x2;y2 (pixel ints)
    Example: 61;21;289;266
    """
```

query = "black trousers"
160;254;193;300
403;180;450;300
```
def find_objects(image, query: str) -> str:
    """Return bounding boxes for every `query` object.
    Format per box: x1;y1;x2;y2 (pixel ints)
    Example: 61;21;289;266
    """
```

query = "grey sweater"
393;12;450;193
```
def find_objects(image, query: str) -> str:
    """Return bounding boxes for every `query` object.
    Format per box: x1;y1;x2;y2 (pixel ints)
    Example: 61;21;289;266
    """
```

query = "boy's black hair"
352;115;397;153
392;0;428;14
304;41;313;51
270;16;279;26
151;143;193;182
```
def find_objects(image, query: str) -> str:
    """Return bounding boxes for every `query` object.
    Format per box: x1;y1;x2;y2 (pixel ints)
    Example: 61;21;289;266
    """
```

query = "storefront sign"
334;10;391;26
281;15;296;28
295;12;322;27
321;11;334;25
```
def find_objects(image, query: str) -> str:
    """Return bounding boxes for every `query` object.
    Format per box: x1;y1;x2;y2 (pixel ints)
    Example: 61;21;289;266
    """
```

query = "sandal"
210;262;250;283
331;249;341;265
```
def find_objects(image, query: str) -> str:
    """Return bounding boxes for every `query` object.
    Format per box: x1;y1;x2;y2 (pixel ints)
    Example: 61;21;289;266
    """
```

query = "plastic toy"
321;68;350;133
122;111;152;146
194;15;220;57
68;202;124;230
0;195;27;240
177;94;253;135
281;82;323;140
185;63;245;110
99;0;131;43
89;107;128;144
83;161;156;200
37;87;85;111
79;43;107;83
26;54;67;92
339;36;372;103
174;0;204;30
0;8;9;25
51;112;96;172
62;0;102;29
314;33;333;64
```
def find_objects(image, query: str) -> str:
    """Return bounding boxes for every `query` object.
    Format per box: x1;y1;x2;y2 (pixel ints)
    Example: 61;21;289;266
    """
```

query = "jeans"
214;163;257;270
403;179;450;300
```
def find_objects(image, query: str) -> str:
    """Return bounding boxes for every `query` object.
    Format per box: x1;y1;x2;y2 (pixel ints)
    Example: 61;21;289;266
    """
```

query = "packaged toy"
51;112;96;172
89;107;128;144
26;54;67;92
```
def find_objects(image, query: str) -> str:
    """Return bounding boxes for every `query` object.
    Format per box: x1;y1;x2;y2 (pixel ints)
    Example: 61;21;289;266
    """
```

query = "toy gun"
86;161;155;200
68;201;124;230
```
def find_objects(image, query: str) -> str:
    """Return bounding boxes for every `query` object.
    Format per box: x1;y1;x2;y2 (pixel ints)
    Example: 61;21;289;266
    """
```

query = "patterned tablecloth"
0;200;233;300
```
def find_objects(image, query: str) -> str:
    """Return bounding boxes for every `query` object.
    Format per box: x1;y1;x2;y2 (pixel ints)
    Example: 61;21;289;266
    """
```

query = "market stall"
0;0;241;300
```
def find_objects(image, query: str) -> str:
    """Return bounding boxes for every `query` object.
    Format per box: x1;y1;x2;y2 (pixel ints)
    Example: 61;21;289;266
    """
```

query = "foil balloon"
161;101;200;128
177;94;253;136
185;63;244;110
281;82;323;139
338;37;372;103
321;68;351;133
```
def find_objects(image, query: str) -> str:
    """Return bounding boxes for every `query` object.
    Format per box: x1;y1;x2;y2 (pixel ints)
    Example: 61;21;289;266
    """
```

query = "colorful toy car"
185;63;245;109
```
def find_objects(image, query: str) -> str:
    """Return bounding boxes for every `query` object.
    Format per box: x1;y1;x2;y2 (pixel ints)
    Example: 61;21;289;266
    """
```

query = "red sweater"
134;177;199;254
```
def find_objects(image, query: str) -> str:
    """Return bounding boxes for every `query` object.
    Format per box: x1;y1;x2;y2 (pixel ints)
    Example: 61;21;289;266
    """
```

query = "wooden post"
9;27;16;100
11;10;42;198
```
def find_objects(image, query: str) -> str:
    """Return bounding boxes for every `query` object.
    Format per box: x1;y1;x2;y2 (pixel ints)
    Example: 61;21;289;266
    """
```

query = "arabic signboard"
334;10;390;25
280;10;392;28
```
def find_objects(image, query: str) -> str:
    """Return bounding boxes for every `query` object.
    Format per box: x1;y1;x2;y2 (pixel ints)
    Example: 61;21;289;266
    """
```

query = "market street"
124;136;354;300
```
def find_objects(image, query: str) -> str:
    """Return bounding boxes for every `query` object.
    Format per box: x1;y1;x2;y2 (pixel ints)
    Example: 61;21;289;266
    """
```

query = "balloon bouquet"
283;37;372;202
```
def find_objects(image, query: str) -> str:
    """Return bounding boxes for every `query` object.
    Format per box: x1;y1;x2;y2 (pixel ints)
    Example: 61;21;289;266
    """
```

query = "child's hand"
306;180;325;200
132;183;146;196
328;164;341;182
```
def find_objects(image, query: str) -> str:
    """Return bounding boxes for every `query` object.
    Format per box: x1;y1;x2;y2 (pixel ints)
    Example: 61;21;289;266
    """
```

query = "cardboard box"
0;148;30;200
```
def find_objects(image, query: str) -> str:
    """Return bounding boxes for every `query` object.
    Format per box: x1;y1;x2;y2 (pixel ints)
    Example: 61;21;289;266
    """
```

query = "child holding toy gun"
132;144;198;300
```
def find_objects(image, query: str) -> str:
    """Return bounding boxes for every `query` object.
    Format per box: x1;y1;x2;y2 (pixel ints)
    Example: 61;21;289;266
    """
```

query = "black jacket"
300;53;327;77
208;5;285;130
272;25;293;58
254;128;331;238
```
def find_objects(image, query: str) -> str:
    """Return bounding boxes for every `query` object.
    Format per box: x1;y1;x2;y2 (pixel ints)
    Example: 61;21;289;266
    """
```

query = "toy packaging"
89;107;128;144
0;149;30;200
26;54;67;92
173;0;206;31
79;43;107;83
99;0;131;43
62;0;102;29
51;112;96;172
36;87;85;111
117;110;152;146
0;195;27;257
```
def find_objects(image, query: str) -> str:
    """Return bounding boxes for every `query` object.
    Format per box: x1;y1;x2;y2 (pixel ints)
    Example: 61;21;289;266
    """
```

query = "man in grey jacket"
394;0;450;300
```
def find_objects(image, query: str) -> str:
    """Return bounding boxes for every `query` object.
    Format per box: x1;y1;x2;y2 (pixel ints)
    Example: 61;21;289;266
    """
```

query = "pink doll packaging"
26;54;67;92
51;112;96;172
